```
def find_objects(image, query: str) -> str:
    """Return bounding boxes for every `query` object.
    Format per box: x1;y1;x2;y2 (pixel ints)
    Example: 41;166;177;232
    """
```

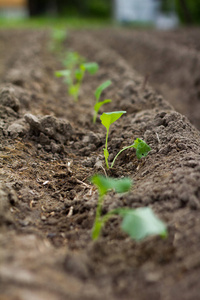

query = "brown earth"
91;27;200;130
0;27;200;300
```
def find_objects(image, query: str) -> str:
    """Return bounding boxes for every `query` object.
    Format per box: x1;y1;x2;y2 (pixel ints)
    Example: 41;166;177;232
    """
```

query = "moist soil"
0;28;200;300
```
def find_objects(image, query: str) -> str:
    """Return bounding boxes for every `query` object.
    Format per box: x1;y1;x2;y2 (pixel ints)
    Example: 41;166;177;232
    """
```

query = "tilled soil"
0;28;200;300
90;27;200;130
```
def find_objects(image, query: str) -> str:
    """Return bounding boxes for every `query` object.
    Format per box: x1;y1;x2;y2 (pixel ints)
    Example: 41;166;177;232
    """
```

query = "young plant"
49;29;67;53
100;111;126;168
93;80;112;124
62;51;85;70
55;51;85;90
91;174;167;241
100;112;151;168
71;62;99;101
55;69;71;84
111;138;151;168
55;61;99;101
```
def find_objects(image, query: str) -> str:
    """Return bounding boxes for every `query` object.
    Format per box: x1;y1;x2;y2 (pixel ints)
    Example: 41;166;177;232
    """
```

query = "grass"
0;16;112;30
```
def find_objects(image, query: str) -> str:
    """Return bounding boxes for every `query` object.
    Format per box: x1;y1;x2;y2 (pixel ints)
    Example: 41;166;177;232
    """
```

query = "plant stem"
75;81;81;101
93;209;123;240
105;128;109;169
111;145;133;168
93;96;99;124
93;111;97;124
92;194;104;240
101;210;117;224
92;200;119;240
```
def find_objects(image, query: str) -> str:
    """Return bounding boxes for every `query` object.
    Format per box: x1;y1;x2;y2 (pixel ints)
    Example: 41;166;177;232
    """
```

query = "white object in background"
114;0;160;23
0;7;27;18
155;13;179;30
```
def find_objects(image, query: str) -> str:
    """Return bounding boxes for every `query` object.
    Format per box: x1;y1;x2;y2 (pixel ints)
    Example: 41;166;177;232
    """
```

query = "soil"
0;27;200;300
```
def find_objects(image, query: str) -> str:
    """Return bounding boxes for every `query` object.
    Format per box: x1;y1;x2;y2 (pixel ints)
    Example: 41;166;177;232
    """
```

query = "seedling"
93;80;112;124
100;112;151;168
55;62;99;101
111;138;151;168
49;29;67;53
62;51;85;70
55;70;71;84
71;62;99;101
91;174;167;240
100;111;126;168
55;51;85;94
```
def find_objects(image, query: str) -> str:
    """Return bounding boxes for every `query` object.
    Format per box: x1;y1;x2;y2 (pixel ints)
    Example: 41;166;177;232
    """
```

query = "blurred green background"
26;0;200;25
27;0;112;18
162;0;200;24
175;0;200;24
0;0;200;28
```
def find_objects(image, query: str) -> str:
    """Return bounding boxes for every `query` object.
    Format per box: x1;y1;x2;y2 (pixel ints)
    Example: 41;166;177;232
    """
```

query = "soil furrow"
0;28;200;300
89;28;200;130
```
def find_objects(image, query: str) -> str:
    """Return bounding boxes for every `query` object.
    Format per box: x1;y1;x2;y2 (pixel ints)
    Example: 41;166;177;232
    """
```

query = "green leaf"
100;111;126;130
92;220;103;240
81;62;99;75
55;70;71;78
91;174;132;197
132;138;151;159
119;207;167;240
63;51;84;69
52;29;66;42
95;80;112;102
75;68;84;81
111;138;151;167
94;99;112;114
69;84;79;99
